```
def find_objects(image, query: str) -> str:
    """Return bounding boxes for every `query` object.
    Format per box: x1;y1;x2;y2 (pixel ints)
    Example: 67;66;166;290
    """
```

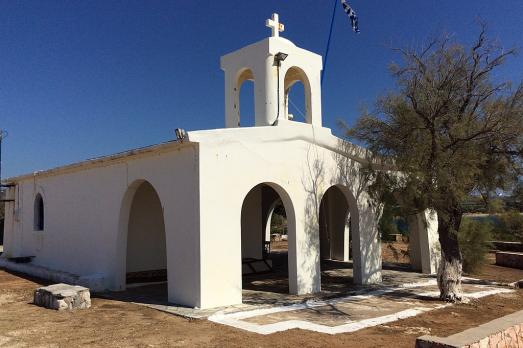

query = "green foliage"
459;218;492;273
497;211;523;242
461;196;488;213
349;29;523;219
347;26;523;298
379;203;399;240
510;184;523;211
379;203;408;240
487;198;506;214
348;26;523;259
270;201;287;235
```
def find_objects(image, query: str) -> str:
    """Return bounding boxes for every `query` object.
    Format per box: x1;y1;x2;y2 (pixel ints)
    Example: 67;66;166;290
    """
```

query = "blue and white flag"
341;0;360;33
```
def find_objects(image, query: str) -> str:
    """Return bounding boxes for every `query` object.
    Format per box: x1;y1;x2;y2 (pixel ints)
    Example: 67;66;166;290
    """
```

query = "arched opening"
285;81;306;122
380;202;411;269
241;183;294;297
264;198;288;257
237;69;255;127
33;193;44;231
284;66;312;123
125;181;167;285
318;185;355;291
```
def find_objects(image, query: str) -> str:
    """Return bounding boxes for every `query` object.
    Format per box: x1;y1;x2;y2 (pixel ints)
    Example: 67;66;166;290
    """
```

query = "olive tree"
348;26;523;301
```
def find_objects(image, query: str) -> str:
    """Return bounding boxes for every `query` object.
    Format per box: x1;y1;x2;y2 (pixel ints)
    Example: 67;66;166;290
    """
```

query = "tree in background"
487;197;506;214
348;25;523;301
499;211;523;242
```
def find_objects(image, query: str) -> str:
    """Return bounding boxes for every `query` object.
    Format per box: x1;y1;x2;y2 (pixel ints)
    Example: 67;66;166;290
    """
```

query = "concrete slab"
209;281;513;335
98;261;514;335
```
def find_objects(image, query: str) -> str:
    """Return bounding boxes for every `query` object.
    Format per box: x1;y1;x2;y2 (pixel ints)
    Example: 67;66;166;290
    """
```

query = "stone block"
495;252;523;270
34;283;91;310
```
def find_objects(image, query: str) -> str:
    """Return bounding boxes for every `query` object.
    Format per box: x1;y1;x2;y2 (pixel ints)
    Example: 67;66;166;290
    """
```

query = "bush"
489;211;523;242
487;198;506;214
459;218;493;273
498;211;523;242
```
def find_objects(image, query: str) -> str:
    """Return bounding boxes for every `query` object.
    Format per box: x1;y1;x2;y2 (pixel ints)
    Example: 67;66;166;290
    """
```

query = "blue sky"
1;0;522;178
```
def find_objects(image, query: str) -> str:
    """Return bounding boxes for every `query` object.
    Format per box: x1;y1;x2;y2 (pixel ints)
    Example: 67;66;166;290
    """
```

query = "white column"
308;69;322;127
255;58;277;126
409;210;440;274
343;213;350;262
352;199;382;284
224;71;240;128
288;196;321;295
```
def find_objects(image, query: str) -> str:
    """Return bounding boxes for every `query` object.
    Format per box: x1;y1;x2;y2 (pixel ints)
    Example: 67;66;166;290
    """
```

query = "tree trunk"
436;208;463;302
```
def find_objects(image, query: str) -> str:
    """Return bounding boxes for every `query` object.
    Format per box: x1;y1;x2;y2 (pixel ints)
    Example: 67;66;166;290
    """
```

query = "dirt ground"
1;241;522;347
380;242;523;285
270;240;288;251
468;252;523;283
382;241;410;265
274;240;414;265
1;258;523;348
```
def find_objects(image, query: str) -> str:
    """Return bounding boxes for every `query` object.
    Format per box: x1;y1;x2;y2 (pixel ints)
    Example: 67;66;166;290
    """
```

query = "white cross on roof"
266;13;284;38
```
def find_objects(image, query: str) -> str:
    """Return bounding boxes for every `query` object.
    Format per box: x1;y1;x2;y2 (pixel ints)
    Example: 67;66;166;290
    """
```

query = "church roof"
4;139;194;183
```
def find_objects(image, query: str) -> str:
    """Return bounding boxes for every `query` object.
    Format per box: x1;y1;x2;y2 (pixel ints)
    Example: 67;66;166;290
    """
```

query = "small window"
34;193;44;231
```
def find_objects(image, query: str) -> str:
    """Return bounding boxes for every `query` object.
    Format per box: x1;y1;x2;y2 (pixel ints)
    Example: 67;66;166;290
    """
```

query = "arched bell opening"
283;66;313;123
236;68;255;127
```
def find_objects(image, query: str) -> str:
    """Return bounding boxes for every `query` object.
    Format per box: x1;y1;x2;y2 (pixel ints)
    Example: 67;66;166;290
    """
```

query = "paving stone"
34;283;91;310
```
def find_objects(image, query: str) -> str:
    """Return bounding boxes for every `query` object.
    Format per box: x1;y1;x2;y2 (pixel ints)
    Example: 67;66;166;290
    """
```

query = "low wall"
416;310;523;347
491;241;523;253
0;257;106;291
496;251;523;270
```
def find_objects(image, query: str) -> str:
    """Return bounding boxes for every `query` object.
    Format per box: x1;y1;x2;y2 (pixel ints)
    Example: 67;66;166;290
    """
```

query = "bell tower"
220;13;323;128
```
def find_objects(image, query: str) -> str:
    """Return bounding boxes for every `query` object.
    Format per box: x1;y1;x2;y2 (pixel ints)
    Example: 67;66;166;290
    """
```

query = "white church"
1;14;439;309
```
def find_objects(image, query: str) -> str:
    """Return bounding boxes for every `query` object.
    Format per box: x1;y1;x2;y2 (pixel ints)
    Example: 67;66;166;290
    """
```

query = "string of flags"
340;0;360;33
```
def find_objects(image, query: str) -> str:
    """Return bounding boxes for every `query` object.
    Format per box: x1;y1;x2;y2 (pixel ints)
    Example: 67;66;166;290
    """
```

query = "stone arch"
33;193;44;231
235;68;255;127
319;186;350;261
318;184;360;285
240;182;296;296
115;179;167;290
283;66;312;123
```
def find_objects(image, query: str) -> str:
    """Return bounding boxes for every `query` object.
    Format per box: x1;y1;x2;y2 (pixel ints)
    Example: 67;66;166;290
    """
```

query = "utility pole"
0;130;7;189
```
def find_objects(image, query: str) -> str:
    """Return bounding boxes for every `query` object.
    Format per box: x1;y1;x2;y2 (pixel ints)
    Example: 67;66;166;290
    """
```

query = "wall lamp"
274;52;288;66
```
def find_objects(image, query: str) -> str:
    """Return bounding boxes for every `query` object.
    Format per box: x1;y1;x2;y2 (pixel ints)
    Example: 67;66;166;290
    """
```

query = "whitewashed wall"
3;123;388;310
192;123;382;309
2;143;201;308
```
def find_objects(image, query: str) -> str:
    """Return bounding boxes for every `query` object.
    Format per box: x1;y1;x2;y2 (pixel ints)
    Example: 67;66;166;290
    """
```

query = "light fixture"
274;52;288;66
175;128;188;141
